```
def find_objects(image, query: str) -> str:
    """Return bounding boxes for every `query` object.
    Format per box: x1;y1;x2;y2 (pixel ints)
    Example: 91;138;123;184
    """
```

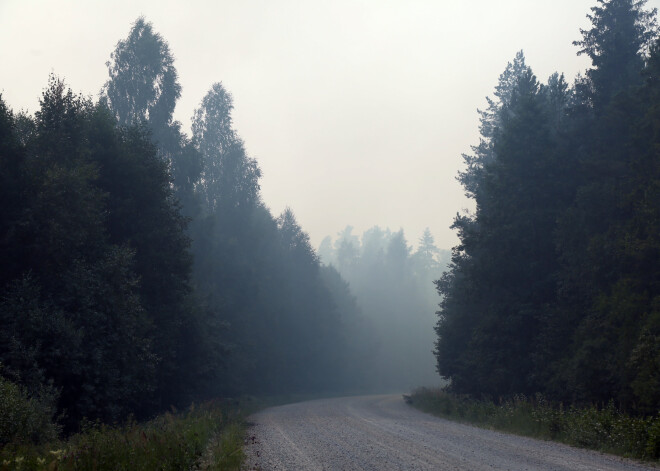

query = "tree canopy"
435;0;660;413
0;18;372;432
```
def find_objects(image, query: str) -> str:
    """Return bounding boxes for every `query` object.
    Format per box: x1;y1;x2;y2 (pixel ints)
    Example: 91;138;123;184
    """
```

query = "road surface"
242;394;656;470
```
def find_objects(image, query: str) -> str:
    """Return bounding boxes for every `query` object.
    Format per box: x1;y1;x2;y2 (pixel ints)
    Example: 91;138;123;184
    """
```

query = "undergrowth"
410;387;660;461
0;375;60;448
0;399;247;471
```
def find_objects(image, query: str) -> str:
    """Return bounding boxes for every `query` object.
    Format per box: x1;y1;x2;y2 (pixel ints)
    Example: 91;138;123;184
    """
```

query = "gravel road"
242;394;656;470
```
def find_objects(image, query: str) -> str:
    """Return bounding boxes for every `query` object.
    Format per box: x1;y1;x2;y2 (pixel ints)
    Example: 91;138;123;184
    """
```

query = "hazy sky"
2;0;658;250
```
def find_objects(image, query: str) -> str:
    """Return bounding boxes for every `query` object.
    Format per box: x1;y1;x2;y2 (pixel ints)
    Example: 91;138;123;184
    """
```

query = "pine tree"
435;63;571;396
574;0;657;111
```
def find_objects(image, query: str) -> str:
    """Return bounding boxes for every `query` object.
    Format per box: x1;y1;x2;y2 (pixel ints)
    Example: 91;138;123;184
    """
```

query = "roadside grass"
409;387;660;461
0;391;349;471
0;399;248;471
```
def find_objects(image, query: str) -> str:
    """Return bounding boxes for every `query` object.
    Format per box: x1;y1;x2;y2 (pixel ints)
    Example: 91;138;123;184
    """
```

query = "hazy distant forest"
318;227;449;390
1;0;660;441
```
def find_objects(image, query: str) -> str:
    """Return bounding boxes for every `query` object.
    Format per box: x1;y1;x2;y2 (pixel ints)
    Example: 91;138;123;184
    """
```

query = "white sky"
2;0;658;250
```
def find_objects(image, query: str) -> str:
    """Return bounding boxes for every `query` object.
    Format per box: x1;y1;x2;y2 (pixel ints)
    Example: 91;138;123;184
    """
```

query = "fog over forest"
0;15;455;433
1;1;660;463
319;226;449;391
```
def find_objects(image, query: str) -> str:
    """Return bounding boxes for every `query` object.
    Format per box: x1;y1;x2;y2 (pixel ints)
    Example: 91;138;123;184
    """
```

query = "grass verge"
409;387;660;462
0;399;248;471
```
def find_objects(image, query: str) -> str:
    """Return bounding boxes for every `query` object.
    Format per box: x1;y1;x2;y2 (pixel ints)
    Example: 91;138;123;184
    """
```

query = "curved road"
243;394;656;470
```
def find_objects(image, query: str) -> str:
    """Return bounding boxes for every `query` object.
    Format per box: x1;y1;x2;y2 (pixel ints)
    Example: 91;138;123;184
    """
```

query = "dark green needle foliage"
435;0;660;415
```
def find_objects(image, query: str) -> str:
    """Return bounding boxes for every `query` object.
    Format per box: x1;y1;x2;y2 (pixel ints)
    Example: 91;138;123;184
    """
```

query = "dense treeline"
0;17;363;435
0;80;190;427
435;0;660;414
320;227;449;391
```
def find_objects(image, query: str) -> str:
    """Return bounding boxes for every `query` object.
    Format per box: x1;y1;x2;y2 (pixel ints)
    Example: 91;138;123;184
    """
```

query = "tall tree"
434;1;660;410
574;0;657;110
191;83;261;215
435;62;572;396
459;51;529;198
103;17;201;213
546;0;660;407
85;102;204;410
103;16;180;129
555;38;660;408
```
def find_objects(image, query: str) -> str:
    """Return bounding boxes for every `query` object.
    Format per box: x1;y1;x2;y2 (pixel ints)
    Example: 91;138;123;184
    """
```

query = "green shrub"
409;387;660;461
0;375;59;446
645;416;660;458
0;399;246;471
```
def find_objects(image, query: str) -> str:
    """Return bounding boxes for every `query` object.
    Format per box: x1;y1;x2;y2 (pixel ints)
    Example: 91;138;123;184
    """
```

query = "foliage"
197;422;245;471
573;0;657;110
191;83;260;215
186;74;354;398
434;0;660;413
436;65;570;397
0;69;231;428
0;80;165;426
410;388;660;461
102;16;201;215
103;16;180;129
0;400;245;471
0;374;59;447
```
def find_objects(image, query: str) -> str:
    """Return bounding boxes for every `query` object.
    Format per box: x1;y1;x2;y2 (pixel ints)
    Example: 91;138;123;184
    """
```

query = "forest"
435;0;660;415
0;15;444;440
319;226;449;391
2;0;660;456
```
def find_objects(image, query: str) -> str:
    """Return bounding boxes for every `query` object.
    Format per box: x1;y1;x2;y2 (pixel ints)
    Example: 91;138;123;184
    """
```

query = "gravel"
242;394;657;470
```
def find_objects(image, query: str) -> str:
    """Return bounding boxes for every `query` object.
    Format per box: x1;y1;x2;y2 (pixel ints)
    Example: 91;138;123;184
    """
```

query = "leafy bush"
0;375;59;446
410;387;660;461
0;399;245;471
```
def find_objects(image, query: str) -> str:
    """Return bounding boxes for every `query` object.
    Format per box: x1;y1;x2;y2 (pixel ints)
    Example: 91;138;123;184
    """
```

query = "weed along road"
243;395;655;470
